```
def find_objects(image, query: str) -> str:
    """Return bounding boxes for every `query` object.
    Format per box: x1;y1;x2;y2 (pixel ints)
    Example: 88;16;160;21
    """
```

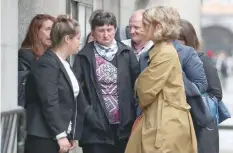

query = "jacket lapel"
48;50;74;96
59;63;74;93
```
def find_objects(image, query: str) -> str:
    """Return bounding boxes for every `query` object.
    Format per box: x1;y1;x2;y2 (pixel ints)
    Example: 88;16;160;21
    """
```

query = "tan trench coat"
125;42;197;153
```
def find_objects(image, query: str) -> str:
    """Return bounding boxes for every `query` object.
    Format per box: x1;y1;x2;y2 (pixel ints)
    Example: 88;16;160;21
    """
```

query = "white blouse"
57;55;79;98
56;55;79;139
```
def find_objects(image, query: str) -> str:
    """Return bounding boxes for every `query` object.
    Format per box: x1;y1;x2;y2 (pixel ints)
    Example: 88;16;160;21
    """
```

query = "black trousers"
82;139;128;153
194;121;219;153
25;135;60;153
82;125;128;153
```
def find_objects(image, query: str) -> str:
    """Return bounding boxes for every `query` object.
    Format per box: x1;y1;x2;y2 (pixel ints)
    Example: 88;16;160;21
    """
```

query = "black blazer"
18;49;35;107
198;52;222;101
25;50;88;140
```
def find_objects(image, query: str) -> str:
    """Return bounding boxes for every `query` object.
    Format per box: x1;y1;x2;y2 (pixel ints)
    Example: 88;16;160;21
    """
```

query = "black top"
198;52;223;101
18;48;36;107
25;50;87;140
18;48;36;71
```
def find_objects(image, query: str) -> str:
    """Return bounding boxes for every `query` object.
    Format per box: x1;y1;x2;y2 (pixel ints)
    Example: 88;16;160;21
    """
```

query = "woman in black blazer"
25;15;87;153
178;19;221;153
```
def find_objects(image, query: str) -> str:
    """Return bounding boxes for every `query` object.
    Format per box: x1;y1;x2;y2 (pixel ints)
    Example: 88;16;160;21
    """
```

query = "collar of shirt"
56;54;70;68
94;39;117;51
94;40;118;61
132;40;154;56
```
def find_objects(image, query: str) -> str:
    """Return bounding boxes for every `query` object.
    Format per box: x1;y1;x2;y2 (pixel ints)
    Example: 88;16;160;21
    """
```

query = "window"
203;0;233;4
67;0;93;64
202;0;215;4
67;0;93;48
219;0;233;4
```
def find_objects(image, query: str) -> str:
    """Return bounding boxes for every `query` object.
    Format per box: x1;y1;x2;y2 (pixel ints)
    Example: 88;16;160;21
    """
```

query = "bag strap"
19;57;31;71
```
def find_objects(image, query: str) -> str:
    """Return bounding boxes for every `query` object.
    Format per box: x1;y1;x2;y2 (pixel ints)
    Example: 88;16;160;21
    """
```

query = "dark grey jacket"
73;42;139;146
198;52;222;101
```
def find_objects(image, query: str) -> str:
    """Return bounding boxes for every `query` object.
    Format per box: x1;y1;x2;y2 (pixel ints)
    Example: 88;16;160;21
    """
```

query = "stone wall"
18;0;66;47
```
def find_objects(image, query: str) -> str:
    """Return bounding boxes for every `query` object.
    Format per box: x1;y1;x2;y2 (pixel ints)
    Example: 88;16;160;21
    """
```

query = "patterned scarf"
94;40;118;61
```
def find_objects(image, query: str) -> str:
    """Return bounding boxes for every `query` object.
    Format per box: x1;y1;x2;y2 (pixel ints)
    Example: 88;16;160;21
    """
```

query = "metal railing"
1;107;26;153
219;125;233;130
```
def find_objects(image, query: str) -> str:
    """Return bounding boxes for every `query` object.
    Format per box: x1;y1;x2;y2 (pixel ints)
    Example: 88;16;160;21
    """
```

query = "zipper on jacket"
85;55;110;130
72;97;78;139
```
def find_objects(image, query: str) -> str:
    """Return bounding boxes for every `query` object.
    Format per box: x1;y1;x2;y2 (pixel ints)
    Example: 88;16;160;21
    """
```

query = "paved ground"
219;76;233;153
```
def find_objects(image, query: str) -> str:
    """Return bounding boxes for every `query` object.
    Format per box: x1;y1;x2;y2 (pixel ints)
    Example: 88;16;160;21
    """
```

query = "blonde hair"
50;15;80;48
143;6;181;42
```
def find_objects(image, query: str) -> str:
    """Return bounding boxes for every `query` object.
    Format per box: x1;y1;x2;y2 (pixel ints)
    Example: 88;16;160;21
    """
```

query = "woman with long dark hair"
18;14;55;106
178;19;222;153
20;14;55;58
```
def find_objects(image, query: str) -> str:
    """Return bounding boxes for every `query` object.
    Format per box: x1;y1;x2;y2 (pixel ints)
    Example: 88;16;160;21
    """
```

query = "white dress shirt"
56;54;79;140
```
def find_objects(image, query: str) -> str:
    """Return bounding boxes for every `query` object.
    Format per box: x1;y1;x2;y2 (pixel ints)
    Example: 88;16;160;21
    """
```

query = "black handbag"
187;96;214;128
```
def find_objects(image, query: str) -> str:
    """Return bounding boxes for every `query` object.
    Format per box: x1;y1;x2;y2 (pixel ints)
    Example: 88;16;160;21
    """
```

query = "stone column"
1;0;19;111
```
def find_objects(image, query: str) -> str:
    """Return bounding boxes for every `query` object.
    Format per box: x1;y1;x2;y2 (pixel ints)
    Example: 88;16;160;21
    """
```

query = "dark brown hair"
179;19;200;50
50;15;80;48
91;11;117;30
21;14;55;57
89;9;104;25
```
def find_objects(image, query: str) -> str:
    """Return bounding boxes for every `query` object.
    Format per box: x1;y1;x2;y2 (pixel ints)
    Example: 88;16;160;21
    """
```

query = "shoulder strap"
19;57;31;71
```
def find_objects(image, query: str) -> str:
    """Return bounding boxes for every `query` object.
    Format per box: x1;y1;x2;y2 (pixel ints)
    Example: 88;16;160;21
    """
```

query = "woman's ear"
155;23;162;31
64;35;70;44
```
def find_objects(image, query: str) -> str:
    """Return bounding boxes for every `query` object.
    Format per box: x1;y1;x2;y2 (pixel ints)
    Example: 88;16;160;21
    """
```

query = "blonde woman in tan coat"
125;6;197;153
